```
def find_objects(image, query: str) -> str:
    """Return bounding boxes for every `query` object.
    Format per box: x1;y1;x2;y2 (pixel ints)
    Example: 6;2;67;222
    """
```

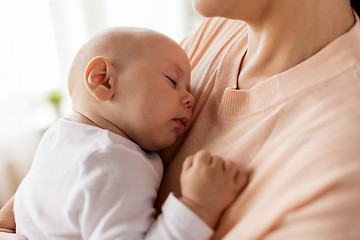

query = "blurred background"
0;0;202;207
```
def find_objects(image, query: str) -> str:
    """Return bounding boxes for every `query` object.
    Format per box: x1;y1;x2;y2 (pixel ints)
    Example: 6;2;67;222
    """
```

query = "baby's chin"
146;135;178;152
141;134;178;152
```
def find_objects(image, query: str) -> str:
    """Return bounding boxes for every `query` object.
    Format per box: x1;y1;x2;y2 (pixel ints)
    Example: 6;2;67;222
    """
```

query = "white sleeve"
147;193;214;240
67;148;213;240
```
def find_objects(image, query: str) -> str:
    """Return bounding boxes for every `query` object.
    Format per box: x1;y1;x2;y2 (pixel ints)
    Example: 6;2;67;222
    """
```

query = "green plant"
47;90;62;105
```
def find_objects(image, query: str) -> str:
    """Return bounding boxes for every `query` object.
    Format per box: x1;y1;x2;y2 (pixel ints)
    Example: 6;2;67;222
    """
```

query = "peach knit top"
157;13;360;240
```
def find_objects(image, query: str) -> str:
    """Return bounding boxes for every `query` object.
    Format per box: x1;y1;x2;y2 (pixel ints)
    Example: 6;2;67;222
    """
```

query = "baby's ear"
84;56;115;101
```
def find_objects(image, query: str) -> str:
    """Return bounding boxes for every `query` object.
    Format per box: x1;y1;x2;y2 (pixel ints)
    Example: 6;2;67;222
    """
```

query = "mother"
1;0;360;239
156;0;360;239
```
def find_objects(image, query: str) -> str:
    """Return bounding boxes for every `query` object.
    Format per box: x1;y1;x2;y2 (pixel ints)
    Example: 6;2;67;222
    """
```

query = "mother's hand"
0;196;21;239
0;232;26;240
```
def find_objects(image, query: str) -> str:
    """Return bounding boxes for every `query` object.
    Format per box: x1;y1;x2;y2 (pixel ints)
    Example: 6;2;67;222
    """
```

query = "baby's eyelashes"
166;76;177;87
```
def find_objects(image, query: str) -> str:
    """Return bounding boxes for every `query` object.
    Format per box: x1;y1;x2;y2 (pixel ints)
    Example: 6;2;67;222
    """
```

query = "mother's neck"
238;0;355;89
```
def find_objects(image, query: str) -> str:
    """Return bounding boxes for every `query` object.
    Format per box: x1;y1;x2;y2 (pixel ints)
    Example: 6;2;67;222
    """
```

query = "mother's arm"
0;196;25;240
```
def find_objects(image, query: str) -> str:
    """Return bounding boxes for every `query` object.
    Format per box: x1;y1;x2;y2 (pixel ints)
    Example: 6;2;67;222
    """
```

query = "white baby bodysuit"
14;119;213;240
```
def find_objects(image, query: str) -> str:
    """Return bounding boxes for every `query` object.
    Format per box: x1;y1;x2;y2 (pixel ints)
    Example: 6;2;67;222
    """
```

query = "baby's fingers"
192;150;212;166
224;160;248;191
224;160;239;175
182;155;194;172
234;168;248;192
209;155;225;169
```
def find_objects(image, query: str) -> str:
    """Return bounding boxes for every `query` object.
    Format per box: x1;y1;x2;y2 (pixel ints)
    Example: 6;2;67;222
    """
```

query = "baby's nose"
183;91;194;109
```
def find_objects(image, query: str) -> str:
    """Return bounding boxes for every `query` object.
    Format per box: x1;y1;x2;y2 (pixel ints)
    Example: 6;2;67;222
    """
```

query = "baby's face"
111;33;194;151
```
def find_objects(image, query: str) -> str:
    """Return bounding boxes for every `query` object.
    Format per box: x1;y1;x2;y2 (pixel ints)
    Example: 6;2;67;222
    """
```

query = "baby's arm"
180;150;247;228
2;150;245;240
146;150;247;239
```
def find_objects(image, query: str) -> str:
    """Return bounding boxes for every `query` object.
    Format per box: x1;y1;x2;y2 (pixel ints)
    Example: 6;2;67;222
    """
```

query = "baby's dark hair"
351;0;360;16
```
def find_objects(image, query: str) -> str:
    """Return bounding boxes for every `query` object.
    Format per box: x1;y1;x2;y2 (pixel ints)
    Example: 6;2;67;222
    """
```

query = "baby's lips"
178;117;189;127
173;117;189;133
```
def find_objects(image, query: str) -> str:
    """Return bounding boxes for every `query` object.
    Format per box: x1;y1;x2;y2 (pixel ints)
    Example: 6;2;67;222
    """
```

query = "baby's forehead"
104;28;169;44
90;28;189;72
